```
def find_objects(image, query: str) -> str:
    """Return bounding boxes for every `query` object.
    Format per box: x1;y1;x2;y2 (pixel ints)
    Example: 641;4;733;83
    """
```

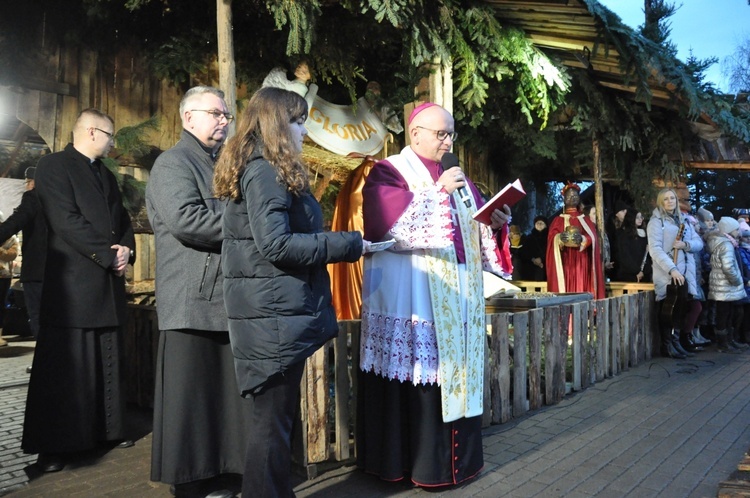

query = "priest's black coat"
35;144;134;328
22;143;134;455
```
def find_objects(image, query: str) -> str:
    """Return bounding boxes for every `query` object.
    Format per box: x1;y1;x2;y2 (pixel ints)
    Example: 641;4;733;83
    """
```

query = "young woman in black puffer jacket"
214;87;370;498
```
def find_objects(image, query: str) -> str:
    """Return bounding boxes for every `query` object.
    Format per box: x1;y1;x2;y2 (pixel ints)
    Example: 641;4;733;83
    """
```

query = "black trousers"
242;360;305;498
715;300;743;331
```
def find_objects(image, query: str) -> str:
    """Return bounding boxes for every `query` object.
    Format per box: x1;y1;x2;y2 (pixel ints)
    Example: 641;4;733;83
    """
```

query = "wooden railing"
123;286;658;479
295;290;657;478
510;280;655;297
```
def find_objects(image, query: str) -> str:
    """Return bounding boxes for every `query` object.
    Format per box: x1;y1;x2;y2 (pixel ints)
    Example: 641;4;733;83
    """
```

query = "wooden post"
572;304;582;391
490;313;511;424
512;312;529;418
528;308;544;410
334;321;354;461
579;301;591;389
483;327;492;428
592;136;605;275
304;347;329;465
217;0;237;137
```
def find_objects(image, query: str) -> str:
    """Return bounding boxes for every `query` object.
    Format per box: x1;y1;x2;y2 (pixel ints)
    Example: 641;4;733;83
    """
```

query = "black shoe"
672;335;694;357
731;339;749;350
170;482;235;498
26;366;31;374
115;439;135;448
204;491;235;498
37;454;64;473
661;340;686;359
681;335;703;353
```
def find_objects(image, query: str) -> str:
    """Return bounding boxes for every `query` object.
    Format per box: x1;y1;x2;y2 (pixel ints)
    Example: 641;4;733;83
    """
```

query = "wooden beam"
526;33;593;51
597;80;675;102
687;162;750;170
483;1;590;16
13;76;76;97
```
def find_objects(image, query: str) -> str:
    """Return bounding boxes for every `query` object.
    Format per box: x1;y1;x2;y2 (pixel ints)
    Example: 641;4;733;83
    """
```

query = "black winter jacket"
222;151;362;395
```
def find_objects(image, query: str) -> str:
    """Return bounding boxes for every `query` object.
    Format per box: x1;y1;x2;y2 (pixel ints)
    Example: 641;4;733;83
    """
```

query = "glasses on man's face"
415;126;457;142
93;128;114;140
191;109;235;123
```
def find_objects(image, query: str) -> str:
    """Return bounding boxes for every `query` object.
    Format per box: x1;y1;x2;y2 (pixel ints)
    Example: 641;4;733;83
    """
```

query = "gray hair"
179;86;225;117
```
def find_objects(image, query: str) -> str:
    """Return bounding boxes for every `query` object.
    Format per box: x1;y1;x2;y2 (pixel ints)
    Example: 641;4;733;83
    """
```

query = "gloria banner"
304;84;389;157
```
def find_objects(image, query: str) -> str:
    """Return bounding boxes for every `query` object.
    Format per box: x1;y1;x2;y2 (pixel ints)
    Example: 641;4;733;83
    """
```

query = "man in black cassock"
22;108;135;472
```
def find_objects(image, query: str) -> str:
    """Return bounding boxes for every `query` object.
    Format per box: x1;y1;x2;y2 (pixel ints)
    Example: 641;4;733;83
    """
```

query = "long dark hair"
214;87;309;199
620;208;643;239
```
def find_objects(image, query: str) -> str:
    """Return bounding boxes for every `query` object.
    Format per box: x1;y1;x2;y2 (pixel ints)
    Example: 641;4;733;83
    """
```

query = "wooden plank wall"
290;291;658;475
122;291;657;475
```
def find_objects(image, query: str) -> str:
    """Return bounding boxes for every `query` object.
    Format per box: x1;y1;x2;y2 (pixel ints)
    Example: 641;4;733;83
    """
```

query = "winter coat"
647;207;702;301
522;227;548;281
692;242;706;301
735;244;750;304
222;150;363;395
706;231;746;302
35;144;135;328
146;130;227;332
613;228;652;282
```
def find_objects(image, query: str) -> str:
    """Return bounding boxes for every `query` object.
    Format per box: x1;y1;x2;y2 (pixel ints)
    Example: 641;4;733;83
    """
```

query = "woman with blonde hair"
647;188;703;358
214;87;367;498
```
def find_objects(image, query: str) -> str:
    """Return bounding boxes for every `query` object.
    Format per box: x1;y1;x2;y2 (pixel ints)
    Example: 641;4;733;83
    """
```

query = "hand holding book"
472;179;526;226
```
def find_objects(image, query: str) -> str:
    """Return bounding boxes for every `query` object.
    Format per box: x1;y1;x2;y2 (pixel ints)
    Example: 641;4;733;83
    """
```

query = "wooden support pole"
217;0;237;138
592;136;605;272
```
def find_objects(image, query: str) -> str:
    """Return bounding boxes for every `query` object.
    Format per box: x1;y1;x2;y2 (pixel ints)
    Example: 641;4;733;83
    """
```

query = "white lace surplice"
361;186;450;385
361;146;505;421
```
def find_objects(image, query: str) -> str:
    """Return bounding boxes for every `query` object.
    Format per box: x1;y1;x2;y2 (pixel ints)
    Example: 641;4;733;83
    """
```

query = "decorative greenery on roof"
2;0;750;211
264;0;569;129
583;0;750;143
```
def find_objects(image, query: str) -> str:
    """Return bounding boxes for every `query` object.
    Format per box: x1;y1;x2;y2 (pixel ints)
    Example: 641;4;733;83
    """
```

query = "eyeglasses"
415;126;457;142
93;128;114;139
190;109;235;123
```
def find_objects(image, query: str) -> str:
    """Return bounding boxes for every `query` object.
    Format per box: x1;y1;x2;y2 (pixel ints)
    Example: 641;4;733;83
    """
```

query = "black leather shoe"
672;335;694;357
661;340;686;359
37;454;64;473
681;335;703;353
204;490;235;498
115;439;135;449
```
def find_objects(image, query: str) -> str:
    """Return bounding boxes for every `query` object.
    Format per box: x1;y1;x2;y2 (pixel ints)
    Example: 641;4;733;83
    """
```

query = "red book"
472;179;526;225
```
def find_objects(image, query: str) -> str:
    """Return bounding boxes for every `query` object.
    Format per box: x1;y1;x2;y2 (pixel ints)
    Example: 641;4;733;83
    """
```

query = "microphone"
441;152;471;208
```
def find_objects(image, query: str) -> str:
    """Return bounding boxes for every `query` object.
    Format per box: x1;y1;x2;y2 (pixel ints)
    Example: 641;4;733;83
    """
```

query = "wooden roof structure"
480;0;750;170
2;0;748;173
481;0;677;108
